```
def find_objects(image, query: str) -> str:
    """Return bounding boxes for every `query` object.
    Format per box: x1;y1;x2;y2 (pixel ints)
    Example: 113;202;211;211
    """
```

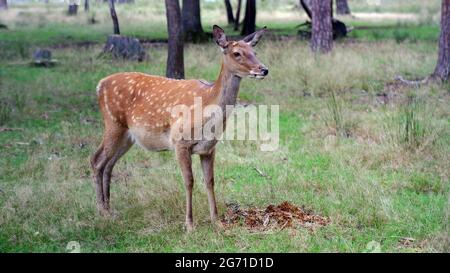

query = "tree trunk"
234;0;242;31
68;5;78;15
310;0;333;53
68;0;79;15
0;0;7;10
336;0;351;15
241;0;256;36
166;0;185;79
182;0;206;42
108;0;120;35
84;0;89;11
330;0;334;18
224;0;235;25
300;0;312;19
433;0;449;81
301;0;333;19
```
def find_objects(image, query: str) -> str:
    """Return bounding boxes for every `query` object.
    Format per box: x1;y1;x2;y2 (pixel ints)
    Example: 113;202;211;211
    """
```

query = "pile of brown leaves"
221;201;329;232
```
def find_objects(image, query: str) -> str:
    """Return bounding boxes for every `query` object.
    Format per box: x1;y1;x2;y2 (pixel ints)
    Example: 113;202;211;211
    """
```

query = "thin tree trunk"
0;0;7;10
300;0;312;19
108;0;120;35
241;0;256;36
336;0;351;15
166;0;185;79
234;0;242;31
311;0;333;53
85;0;90;11
182;0;206;42
68;3;78;15
433;0;449;81
224;0;235;25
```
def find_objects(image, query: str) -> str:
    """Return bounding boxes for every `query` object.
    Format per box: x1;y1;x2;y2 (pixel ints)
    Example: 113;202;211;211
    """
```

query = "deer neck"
211;61;241;113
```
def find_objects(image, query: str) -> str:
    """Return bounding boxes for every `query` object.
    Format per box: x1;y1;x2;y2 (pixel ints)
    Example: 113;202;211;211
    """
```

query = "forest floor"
0;1;449;252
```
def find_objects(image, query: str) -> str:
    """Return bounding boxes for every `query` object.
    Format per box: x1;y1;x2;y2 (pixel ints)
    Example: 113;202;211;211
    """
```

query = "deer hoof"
213;220;225;231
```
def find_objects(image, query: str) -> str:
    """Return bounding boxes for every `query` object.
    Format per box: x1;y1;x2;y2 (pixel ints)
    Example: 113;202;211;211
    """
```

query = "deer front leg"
175;145;195;232
200;149;218;224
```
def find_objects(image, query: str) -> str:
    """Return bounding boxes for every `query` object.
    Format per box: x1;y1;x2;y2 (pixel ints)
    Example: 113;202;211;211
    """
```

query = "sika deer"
91;25;268;231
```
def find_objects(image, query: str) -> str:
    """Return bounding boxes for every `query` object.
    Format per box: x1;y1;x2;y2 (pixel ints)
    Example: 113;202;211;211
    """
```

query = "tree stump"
101;35;146;62
33;49;57;67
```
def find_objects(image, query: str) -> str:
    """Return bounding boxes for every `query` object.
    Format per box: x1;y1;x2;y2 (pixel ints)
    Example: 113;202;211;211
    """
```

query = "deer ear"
243;26;267;47
213;25;228;50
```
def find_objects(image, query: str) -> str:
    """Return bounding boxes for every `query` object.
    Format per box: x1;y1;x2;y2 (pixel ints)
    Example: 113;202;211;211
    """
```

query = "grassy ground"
0;1;449;252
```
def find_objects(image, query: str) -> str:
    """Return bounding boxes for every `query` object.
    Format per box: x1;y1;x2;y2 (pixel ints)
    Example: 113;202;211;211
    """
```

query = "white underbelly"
192;139;218;155
128;127;173;151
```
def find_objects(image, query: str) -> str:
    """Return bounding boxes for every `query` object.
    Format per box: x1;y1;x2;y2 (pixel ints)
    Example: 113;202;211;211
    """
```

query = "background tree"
108;0;120;35
166;0;185;79
68;0;78;15
0;0;7;10
84;0;89;11
301;0;334;20
336;0;351;15
433;0;449;81
234;0;242;31
241;0;256;36
182;0;206;42
310;0;333;53
300;0;312;19
224;0;235;25
301;0;348;39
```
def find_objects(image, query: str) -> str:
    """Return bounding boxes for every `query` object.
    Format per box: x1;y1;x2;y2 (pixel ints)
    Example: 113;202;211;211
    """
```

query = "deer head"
213;25;269;79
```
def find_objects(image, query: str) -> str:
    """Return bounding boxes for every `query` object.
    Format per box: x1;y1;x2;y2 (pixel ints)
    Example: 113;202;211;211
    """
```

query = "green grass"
349;23;440;42
0;2;449;253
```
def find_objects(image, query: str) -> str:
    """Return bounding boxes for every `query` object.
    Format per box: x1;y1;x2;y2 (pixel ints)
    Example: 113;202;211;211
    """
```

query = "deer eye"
233;52;241;57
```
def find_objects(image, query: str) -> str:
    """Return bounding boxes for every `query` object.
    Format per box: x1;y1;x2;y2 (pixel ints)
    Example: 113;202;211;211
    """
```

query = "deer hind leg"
91;124;133;215
200;149;218;224
102;137;133;215
91;142;107;213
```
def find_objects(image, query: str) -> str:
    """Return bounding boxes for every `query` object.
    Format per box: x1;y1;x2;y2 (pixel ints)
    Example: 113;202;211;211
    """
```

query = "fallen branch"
254;167;269;178
0;127;24;132
395;75;430;87
15;142;29;146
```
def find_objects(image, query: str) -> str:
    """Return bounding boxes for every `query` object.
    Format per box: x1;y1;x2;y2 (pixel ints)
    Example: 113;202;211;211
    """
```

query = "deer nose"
261;67;269;76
